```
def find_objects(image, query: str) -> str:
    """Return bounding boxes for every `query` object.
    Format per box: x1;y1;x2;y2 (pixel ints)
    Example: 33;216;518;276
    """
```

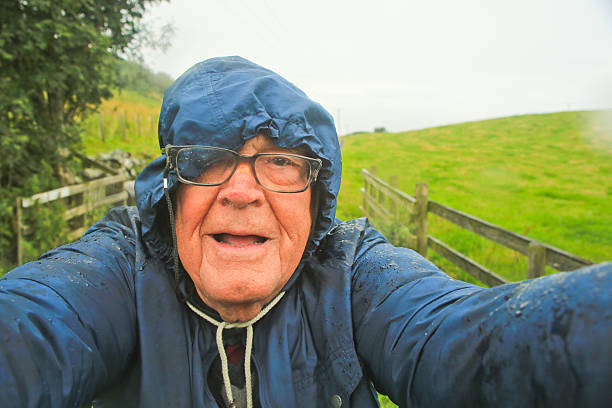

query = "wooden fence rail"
360;168;593;286
15;174;132;265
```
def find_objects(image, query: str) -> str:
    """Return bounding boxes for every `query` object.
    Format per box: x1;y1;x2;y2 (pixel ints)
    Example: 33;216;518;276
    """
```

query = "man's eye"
269;156;295;167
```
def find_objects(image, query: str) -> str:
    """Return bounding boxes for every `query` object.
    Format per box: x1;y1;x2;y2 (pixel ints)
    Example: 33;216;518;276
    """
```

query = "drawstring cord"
186;291;286;408
163;170;289;406
163;173;182;288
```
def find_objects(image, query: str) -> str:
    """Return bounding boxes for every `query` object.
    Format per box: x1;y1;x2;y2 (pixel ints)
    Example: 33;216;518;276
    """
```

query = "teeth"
213;234;267;247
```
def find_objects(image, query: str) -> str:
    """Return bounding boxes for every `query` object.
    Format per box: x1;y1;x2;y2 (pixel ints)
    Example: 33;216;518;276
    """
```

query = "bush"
0;160;70;274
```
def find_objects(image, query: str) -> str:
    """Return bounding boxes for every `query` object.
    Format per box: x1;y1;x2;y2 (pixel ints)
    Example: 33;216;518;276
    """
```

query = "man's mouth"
213;233;268;247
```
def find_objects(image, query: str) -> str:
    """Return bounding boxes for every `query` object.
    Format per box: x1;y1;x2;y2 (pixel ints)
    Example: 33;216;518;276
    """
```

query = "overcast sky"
141;0;612;134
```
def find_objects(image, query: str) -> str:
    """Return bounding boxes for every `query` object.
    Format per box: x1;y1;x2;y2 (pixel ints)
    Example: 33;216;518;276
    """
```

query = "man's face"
175;134;312;322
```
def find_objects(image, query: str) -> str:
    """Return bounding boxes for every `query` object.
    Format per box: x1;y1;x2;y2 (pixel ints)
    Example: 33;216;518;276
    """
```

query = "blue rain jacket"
1;56;611;407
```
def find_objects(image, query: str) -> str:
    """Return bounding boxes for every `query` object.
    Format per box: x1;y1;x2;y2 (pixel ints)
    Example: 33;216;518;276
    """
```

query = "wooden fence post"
82;191;89;229
15;197;23;265
389;175;398;218
99;113;105;142
362;174;368;217
369;166;378;204
527;242;546;279
415;183;429;257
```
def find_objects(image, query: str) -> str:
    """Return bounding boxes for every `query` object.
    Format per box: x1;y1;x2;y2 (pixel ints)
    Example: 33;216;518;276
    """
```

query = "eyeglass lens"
176;147;312;191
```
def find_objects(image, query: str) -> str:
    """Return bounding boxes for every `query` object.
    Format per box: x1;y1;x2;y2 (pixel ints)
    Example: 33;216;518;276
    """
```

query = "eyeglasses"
163;145;322;193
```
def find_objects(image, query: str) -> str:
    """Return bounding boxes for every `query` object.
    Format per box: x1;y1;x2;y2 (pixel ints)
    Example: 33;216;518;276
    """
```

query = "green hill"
79;88;163;159
337;110;612;283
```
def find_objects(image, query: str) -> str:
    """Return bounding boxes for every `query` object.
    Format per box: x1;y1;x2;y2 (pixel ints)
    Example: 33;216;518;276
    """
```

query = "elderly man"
1;56;611;408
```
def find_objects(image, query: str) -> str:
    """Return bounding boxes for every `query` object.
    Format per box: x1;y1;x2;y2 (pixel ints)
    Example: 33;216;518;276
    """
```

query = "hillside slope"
338;110;612;281
79;58;172;159
76;107;612;282
79;89;163;159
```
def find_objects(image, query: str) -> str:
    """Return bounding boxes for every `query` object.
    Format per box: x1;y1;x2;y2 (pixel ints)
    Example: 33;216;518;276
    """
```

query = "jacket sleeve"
351;224;612;407
0;207;139;408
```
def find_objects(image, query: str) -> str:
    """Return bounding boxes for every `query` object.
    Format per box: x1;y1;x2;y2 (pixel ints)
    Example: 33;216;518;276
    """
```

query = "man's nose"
217;161;264;208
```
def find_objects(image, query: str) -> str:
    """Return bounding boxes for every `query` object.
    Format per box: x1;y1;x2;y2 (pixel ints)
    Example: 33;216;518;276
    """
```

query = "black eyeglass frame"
162;144;323;193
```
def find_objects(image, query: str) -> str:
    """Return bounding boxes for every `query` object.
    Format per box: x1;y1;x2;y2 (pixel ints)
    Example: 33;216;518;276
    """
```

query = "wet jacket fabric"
1;57;611;407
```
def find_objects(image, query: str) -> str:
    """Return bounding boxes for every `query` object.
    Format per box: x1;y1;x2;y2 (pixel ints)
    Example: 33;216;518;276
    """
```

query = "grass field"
337;110;612;284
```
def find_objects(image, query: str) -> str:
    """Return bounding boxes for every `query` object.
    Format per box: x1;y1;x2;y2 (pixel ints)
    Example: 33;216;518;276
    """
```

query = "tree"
0;0;168;268
0;0;165;189
115;58;174;96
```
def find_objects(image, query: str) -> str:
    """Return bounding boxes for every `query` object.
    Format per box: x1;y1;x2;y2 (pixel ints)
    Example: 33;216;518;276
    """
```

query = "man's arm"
351;224;612;407
0;208;139;407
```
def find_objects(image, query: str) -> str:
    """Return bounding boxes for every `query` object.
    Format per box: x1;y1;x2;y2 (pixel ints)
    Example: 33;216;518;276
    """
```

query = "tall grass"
78;89;163;159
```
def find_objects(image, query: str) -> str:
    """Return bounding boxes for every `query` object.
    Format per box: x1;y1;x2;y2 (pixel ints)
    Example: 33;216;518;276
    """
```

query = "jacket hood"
135;56;341;260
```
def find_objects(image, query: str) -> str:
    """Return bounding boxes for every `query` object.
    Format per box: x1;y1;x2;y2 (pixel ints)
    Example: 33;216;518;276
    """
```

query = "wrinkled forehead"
235;134;311;156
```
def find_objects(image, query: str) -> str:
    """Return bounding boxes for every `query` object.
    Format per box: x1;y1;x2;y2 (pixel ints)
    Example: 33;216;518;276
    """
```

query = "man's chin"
197;265;281;299
197;285;279;322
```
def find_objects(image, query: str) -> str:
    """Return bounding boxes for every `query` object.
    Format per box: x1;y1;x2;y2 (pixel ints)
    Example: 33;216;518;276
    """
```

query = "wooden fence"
360;168;593;286
15;174;133;265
